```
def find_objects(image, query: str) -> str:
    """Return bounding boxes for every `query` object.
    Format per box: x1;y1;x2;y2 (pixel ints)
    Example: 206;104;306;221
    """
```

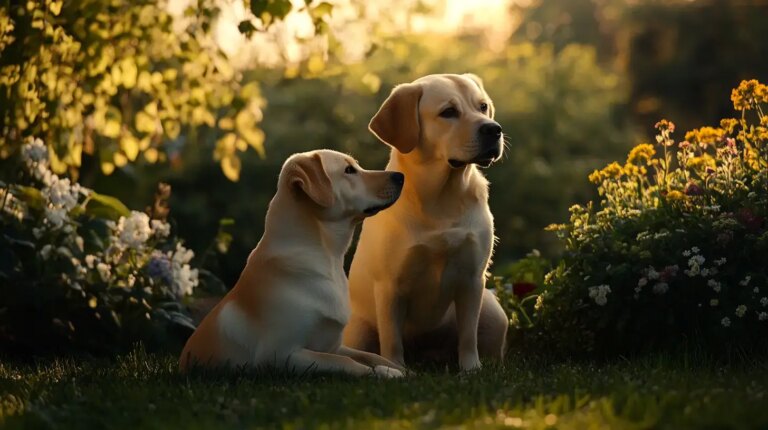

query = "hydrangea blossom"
721;317;731;327
116;211;152;249
588;285;611;306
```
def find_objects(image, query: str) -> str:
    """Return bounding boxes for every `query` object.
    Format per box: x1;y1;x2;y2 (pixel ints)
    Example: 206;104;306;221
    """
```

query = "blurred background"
6;0;767;287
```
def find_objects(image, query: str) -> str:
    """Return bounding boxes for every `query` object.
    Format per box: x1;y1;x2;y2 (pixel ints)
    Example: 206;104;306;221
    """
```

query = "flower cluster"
1;138;203;353
536;80;768;356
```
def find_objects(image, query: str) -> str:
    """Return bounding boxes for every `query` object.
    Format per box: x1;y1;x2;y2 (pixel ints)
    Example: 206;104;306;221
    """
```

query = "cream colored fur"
343;74;509;371
180;150;405;377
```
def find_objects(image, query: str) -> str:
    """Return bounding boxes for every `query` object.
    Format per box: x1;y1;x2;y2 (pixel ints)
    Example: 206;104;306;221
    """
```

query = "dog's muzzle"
449;122;504;169
364;172;404;216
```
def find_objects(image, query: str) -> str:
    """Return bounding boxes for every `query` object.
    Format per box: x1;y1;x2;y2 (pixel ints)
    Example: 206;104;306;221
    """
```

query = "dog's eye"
439;107;459;118
480;103;488;113
344;165;357;174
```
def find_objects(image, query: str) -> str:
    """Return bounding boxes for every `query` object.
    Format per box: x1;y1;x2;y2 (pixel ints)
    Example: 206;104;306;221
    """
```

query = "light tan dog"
180;150;405;377
343;74;509;371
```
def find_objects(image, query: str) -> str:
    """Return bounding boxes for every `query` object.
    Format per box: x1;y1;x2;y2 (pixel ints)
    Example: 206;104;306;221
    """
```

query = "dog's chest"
400;220;492;330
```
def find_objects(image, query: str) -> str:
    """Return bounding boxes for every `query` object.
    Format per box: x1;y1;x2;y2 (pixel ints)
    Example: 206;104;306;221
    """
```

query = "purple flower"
146;252;173;285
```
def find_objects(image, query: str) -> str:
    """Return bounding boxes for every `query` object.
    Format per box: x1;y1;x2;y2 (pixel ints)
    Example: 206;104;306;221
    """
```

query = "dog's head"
281;150;404;221
369;73;503;169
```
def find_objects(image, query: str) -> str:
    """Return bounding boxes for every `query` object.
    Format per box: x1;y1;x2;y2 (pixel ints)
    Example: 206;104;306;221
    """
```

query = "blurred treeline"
83;0;768;286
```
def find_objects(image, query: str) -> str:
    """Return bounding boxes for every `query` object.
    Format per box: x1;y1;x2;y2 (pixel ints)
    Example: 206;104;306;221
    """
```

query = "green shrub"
0;138;210;354
529;80;768;356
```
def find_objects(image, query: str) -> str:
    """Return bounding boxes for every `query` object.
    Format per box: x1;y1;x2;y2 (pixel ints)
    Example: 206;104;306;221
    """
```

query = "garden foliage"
0;138;205;354
524;80;768;356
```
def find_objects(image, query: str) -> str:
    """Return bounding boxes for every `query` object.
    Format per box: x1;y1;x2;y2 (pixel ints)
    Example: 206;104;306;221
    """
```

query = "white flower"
721;317;731;327
709;267;719;276
638;277;648;287
754;287;760;294
761;297;768;307
44;207;68;229
151;220;171;239
127;274;136;288
40;244;53;260
171;242;195;265
22;137;48;163
689;255;705;266
172;264;198;298
691;246;700;254
710;299;719;306
682;250;691;257
714;257;727;266
759;312;768;321
116;211;152;249
735;305;747;318
96;262;111;282
739;276;752;287
701;268;710;277
169;243;198;298
647;267;660;280
653;282;669;295
43;177;80;211
85;255;97;269
707;279;720;289
588;285;611;306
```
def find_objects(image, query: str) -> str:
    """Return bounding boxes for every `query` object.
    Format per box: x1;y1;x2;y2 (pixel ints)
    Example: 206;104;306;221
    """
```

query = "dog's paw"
373;365;404;378
459;358;482;373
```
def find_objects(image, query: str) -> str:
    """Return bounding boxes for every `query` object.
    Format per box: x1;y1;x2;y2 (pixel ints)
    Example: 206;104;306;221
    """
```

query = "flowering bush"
0;138;204;354
532;80;768;356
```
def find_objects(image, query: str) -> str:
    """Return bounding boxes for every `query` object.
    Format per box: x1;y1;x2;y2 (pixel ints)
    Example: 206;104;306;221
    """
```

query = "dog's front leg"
455;280;484;371
375;285;406;367
286;348;402;378
336;345;406;372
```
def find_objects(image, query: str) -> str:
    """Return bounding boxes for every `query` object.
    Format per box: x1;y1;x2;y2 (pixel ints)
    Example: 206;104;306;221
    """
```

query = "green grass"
2;349;768;429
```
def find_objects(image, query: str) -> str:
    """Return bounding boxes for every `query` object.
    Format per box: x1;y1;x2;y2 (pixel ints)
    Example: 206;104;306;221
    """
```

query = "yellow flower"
685;127;725;148
626;143;655;165
588;169;602;184
720;118;739;134
666;190;686;201
731;79;768;110
602;162;623;178
687;155;716;171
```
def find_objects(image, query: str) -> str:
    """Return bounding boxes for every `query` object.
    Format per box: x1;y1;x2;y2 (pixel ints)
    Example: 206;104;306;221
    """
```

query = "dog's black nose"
390;172;405;187
479;122;502;138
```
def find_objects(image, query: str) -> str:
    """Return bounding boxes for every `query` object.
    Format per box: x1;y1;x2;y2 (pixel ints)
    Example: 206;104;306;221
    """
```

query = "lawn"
2;349;768;429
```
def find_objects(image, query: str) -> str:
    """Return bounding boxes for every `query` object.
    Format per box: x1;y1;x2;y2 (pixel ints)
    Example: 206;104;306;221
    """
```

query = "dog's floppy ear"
285;153;334;208
463;73;495;119
369;83;422;154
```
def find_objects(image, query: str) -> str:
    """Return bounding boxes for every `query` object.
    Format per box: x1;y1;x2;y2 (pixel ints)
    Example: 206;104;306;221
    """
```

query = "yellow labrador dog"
180;150;405;377
343;74;509;371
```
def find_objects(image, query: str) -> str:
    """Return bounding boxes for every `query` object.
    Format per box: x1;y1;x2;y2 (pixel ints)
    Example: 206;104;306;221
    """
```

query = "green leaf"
251;0;293;21
86;192;130;220
10;185;44;210
310;2;333;20
238;20;257;36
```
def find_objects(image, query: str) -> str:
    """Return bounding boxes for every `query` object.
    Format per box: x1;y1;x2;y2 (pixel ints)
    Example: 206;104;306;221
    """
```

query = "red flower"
736;208;764;231
685;182;703;196
513;282;537;298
